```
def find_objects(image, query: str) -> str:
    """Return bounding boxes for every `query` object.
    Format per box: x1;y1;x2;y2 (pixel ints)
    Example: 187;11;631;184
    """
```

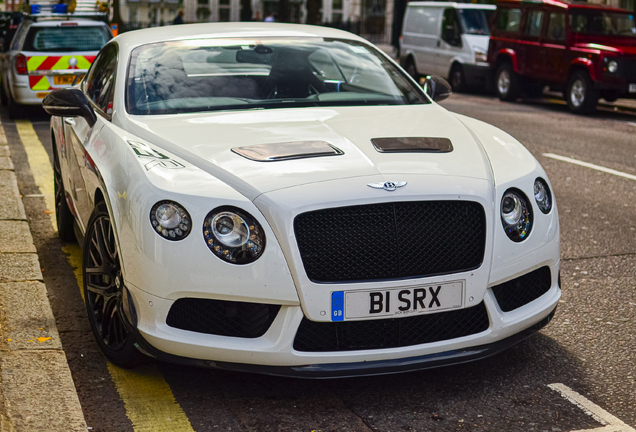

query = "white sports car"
44;23;560;377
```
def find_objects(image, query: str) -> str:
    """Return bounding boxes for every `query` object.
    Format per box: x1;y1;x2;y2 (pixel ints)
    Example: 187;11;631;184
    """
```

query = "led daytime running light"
150;200;191;241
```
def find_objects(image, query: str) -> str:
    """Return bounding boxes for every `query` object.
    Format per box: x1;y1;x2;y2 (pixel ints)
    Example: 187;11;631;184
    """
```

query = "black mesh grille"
293;302;490;352
294;201;486;282
491;267;552;312
166;298;280;338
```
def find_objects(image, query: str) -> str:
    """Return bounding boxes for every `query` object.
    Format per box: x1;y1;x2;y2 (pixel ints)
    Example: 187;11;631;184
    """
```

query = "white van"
400;2;495;92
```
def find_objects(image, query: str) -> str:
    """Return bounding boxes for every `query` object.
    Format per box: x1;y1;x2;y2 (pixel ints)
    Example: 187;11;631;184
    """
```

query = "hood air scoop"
232;141;344;162
372;137;453;153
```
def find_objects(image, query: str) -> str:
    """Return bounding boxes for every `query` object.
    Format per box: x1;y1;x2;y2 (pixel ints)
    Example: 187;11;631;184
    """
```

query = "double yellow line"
15;119;195;432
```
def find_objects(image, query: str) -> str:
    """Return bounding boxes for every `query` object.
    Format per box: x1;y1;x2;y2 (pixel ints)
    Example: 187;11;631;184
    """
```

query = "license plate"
331;281;464;321
630;84;636;93
53;75;77;85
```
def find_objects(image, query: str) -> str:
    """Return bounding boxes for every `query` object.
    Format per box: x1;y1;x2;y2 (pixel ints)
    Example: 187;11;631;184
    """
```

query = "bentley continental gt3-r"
43;23;560;377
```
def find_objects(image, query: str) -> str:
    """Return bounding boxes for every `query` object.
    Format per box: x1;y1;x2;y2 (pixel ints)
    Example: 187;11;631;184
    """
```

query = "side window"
442;8;462;46
496;8;522;33
525;10;544;38
84;44;117;116
546;12;566;42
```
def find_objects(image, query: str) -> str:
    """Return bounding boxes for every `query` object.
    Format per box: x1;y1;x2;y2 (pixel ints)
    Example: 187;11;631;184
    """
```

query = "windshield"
24;25;111;52
569;11;636;37
126;38;429;115
457;9;492;35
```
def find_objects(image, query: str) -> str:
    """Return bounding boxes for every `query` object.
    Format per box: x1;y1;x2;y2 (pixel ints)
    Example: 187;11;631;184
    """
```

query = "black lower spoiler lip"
133;306;556;379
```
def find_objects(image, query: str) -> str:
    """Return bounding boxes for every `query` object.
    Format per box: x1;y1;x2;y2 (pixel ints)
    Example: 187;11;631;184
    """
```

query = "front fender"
498;49;518;72
84;121;300;307
571;57;597;81
454;113;560;287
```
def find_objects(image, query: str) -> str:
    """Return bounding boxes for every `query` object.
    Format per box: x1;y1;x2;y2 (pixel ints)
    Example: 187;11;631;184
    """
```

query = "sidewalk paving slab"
0;172;25;221
0;255;42;284
1;351;87;432
0;119;87;431
0;282;62;351
0;222;36;254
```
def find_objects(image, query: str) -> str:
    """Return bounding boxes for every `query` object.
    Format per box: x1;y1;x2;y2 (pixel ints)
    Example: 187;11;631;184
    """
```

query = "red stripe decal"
29;76;41;88
85;55;96;64
37;56;62;71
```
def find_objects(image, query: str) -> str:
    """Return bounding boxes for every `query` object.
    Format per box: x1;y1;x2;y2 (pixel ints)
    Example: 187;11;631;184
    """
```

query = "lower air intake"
166;298;280;338
293;302;490;352
491;267;552;312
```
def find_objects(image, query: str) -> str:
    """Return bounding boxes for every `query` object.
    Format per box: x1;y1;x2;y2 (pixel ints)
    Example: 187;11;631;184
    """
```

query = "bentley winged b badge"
367;181;407;192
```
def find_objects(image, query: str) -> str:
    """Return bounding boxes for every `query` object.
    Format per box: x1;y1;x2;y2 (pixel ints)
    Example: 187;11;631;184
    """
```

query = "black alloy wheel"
83;202;144;368
53;144;76;242
450;64;467;93
495;62;519;102
566;70;598;114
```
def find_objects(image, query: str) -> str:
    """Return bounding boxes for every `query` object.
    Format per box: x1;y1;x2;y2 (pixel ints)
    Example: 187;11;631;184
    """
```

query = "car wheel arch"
568;60;596;83
496;50;518;72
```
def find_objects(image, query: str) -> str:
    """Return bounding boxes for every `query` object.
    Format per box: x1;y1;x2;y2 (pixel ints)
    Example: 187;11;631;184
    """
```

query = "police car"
0;11;111;118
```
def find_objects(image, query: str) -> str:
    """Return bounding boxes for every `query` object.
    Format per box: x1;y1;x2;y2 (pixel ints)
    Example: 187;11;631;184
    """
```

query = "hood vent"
232;141;344;162
372;137;453;153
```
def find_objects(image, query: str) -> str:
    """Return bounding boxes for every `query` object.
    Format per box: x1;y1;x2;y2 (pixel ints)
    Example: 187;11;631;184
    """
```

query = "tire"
53;143;76;242
566;70;598;114
495;62;519;102
405;58;418;82
449;64;468;93
83;202;145;368
0;79;7;106
8;90;25;120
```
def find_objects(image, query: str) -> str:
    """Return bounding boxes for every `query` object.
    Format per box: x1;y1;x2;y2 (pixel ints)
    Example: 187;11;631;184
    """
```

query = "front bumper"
462;63;491;87
126;261;561;377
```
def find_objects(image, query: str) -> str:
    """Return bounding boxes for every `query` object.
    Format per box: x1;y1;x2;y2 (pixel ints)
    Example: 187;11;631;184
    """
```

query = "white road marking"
543;153;636;182
548;383;635;432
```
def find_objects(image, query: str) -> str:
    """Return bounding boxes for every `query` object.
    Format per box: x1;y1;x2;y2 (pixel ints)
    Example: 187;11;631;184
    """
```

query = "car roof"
497;0;629;12
406;1;496;9
114;22;369;54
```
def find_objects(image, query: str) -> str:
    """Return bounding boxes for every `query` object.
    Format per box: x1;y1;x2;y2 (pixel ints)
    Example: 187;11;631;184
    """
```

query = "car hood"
572;40;636;55
123;104;494;200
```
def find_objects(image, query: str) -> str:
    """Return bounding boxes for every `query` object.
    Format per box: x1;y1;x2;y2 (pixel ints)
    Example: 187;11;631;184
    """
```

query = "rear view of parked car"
489;0;636;114
400;2;495;92
0;11;111;118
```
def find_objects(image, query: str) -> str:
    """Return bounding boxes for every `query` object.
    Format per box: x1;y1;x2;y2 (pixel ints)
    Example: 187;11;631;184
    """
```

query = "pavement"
0;119;87;431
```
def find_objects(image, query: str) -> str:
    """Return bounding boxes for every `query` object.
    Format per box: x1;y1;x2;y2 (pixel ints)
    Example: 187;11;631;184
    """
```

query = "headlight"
607;60;618;73
150;200;191;241
534;178;552;214
501;189;532;242
203;206;265;264
473;47;488;63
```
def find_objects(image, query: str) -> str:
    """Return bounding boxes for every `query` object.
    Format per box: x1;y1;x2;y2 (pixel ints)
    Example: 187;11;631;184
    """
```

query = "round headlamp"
203;207;265;264
534;178;552;214
501;189;532;242
607;60;618;73
150;200;191;241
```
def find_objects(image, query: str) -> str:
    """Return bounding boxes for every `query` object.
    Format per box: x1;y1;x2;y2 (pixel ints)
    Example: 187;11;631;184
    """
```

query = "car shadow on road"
160;331;600;431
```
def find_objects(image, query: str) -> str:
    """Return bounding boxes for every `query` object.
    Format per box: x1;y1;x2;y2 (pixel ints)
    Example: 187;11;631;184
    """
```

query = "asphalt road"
3;93;635;432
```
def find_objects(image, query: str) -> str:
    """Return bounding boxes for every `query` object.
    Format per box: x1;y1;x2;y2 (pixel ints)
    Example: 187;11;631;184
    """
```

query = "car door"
65;43;116;229
540;10;567;84
518;8;544;78
438;8;463;78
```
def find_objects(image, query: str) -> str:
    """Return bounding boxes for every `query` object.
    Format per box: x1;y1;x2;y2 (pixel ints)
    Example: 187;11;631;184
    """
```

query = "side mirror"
42;88;96;127
423;75;452;102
